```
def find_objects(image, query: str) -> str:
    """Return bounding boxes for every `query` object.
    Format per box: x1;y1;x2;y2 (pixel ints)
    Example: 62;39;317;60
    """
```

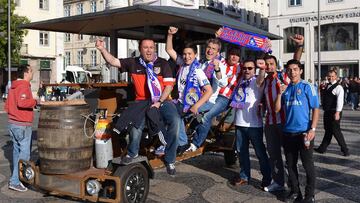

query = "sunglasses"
242;66;255;71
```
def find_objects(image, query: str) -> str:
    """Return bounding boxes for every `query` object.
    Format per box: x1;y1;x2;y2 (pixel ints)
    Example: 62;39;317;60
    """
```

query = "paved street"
0;100;359;203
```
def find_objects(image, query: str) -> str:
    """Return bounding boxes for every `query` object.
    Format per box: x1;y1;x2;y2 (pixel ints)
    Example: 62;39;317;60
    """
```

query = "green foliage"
0;0;30;68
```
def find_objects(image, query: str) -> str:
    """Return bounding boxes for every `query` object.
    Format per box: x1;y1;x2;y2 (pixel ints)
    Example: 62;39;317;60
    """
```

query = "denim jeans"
159;101;181;164
235;126;271;184
176;101;214;147
127;101;180;164
192;95;229;147
350;92;359;109
8;123;32;185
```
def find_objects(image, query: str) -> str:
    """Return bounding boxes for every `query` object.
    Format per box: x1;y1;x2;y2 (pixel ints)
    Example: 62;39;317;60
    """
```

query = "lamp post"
7;0;11;88
317;0;321;86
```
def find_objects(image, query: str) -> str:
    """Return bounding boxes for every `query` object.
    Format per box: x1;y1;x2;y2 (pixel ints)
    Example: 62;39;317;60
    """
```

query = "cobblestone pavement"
0;101;359;203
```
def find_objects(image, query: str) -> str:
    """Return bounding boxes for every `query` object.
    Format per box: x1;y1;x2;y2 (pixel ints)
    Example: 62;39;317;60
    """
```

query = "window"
315;23;359;51
64;5;71;16
77;50;84;66
77;34;83;41
39;32;49;46
289;0;301;6
39;0;49;10
283;27;305;53
91;50;97;66
64;33;71;42
65;52;71;67
76;3;83;15
91;1;97;13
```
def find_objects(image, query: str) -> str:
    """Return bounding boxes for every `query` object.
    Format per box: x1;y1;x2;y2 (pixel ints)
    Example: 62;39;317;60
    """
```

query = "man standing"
96;38;180;175
5;64;37;192
275;59;319;203
315;70;349;156
231;59;271;188
263;34;304;192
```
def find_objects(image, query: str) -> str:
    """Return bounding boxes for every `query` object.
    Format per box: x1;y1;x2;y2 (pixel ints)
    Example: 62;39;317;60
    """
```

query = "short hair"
227;46;241;57
138;38;155;49
328;69;337;75
286;59;303;70
256;52;266;61
264;54;278;66
17;64;30;79
206;38;222;51
183;42;197;54
242;59;256;67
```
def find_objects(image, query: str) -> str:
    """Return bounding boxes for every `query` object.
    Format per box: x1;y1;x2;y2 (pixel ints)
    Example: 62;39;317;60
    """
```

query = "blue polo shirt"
282;80;319;133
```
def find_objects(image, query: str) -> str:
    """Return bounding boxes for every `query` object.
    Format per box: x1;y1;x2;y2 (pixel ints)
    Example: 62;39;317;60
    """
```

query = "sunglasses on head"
242;66;255;71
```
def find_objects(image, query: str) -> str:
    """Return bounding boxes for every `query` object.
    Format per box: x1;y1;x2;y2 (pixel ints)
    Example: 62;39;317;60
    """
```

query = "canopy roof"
20;5;281;41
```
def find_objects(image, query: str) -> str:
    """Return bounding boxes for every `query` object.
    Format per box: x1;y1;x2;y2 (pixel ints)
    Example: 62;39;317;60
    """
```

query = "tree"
0;0;30;68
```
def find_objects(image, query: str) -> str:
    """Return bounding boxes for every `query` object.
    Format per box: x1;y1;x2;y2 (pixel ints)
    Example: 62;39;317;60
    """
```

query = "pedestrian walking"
315;70;349;156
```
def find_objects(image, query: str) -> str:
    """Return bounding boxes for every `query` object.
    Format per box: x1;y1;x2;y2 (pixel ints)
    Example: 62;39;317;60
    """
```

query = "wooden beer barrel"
37;101;94;174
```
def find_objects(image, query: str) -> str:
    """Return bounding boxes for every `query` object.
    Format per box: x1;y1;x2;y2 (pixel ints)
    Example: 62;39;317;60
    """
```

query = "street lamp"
7;0;11;88
317;0;321;86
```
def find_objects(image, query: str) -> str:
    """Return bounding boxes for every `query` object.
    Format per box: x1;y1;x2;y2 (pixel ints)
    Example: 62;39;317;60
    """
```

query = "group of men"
4;26;349;203
95;26;322;203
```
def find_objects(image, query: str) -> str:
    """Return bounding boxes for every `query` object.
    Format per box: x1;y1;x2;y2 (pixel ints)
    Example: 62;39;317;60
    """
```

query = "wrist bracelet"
297;44;304;48
214;69;221;73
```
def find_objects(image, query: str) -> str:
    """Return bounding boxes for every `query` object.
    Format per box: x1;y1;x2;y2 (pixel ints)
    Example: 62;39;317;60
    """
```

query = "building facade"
63;0;106;82
14;0;63;91
268;0;360;82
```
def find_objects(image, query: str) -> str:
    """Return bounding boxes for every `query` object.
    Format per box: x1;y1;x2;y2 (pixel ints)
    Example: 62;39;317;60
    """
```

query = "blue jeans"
159;101;180;164
235;126;271;184
192;95;229;147
127;101;180;164
350;92;359;109
176;101;214;147
8;123;32;185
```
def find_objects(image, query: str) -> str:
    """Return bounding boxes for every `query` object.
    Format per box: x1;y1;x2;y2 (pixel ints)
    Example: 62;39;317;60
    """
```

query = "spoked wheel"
114;163;149;203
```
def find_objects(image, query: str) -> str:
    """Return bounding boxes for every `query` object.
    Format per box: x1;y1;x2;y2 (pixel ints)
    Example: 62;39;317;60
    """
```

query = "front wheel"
113;163;149;203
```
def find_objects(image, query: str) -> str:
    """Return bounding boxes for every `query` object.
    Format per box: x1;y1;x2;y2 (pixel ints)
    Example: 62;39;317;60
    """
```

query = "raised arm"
95;39;121;67
290;34;304;61
165;26;178;61
256;59;266;86
274;85;287;113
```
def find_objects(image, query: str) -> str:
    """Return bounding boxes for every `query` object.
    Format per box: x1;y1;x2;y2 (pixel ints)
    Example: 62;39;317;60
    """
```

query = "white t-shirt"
200;58;228;104
234;77;264;127
176;56;210;103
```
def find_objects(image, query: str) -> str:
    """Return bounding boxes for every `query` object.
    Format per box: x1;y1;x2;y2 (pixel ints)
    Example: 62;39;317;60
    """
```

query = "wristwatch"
311;127;316;132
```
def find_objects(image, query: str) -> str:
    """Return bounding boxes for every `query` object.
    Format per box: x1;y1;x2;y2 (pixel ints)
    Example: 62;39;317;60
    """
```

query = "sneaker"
177;144;190;156
155;145;166;156
166;163;176;176
285;192;303;203
342;151;350;157
9;182;28;192
186;143;198;152
264;181;285;192
120;154;138;164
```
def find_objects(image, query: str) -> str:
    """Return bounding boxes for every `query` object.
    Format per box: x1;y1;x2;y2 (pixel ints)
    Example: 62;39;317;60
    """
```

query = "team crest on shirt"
185;88;199;105
236;88;245;101
153;67;161;74
297;89;302;95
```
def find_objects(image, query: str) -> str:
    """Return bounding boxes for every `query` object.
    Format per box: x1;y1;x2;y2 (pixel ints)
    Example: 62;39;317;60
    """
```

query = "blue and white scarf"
139;56;162;103
230;76;255;109
203;55;222;80
179;59;202;112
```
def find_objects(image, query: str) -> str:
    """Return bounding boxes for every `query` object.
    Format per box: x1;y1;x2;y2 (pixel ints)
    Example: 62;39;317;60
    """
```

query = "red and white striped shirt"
219;62;241;98
264;73;286;125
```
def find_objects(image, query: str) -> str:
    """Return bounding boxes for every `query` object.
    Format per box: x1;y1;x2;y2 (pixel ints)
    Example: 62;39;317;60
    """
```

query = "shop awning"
19;5;281;41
